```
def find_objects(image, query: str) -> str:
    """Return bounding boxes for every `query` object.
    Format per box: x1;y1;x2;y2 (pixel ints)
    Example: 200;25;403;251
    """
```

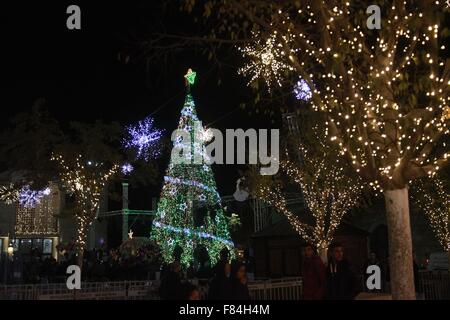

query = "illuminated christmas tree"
151;69;234;268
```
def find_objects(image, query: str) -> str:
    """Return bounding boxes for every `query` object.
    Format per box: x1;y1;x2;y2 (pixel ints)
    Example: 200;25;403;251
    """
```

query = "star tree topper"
184;68;197;87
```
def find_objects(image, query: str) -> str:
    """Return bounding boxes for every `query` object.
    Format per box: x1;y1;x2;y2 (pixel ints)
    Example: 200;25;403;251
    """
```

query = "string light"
238;31;294;90
232;2;449;190
257;146;362;252
0;183;19;205
124;116;163;161
151;74;234;268
51;153;118;253
413;176;449;251
15;182;60;236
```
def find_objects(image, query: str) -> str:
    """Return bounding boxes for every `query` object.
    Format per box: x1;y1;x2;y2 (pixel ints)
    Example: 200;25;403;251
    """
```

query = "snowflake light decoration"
0;184;19;205
294;78;312;101
121;163;134;175
124;116;163;161
18;185;51;208
238;32;293;90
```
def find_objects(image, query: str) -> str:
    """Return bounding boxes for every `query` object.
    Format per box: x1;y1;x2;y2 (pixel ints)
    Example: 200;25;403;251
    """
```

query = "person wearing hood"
326;242;360;300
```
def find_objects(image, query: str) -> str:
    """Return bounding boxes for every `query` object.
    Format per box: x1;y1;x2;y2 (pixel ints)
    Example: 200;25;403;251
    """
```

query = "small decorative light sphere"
121;163;134;175
293;78;312;101
7;246;14;256
42;188;51;196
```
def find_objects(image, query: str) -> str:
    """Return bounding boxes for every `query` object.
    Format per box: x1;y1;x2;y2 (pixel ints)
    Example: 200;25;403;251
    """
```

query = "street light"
7;245;13;257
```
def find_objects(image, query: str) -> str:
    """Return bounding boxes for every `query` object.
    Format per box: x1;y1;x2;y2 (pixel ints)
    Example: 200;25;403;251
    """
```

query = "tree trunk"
318;246;328;265
384;188;416;300
75;221;89;270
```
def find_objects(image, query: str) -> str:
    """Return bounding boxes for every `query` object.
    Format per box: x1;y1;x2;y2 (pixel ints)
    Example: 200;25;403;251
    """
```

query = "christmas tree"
151;69;234;268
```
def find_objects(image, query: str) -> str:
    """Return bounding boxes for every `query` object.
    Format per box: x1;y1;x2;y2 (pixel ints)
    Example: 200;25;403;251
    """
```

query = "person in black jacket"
208;261;233;300
326;242;360;300
231;261;251;300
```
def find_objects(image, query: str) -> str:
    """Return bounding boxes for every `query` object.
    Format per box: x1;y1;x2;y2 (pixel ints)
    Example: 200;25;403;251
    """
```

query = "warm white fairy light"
15;182;60;236
257;146;362;251
238;31;294;90
0;183;19;205
414;176;450;251
234;2;449;191
51;154;118;251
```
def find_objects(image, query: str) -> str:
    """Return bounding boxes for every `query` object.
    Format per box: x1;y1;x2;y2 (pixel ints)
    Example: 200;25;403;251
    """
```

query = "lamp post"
122;181;129;243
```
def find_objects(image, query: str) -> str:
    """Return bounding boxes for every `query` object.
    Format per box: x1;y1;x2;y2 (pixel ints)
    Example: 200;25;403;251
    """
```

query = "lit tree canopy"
172;0;449;299
254;129;362;257
182;0;450;190
52;153;119;253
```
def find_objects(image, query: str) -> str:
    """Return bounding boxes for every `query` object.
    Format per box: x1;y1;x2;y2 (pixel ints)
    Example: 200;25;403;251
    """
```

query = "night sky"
0;1;278;209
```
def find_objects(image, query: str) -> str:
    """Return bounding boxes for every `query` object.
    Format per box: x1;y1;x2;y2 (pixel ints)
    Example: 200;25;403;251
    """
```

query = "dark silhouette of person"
160;261;183;300
230;261;251;300
326;242;360;300
208;261;232;300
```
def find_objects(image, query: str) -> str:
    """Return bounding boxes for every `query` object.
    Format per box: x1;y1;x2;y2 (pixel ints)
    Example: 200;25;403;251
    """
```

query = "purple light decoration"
293;78;312;101
121;163;134;175
19;186;51;208
124;116;163;161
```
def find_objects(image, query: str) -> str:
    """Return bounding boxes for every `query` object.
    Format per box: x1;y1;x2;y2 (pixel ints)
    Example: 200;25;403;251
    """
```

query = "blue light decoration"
124;116;163;161
294;78;312;101
153;221;234;247
18;186;51;208
121;163;134;175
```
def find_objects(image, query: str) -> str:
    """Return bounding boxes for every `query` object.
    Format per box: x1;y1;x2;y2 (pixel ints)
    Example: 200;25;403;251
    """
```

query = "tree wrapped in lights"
255;139;362;263
52;154;119;267
177;0;449;299
413;176;449;252
150;70;234;268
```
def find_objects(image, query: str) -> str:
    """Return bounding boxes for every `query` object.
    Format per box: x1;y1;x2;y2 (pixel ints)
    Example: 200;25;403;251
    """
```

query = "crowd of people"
159;249;251;300
159;242;369;300
2;240;419;300
3;242;162;284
